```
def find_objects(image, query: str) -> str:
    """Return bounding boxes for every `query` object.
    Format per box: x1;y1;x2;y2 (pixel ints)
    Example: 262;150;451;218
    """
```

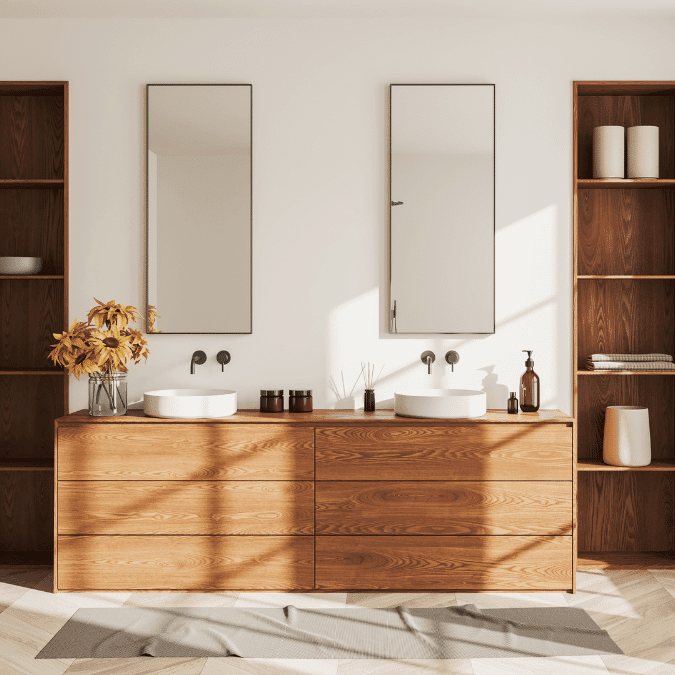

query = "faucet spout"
420;351;436;375
190;350;207;374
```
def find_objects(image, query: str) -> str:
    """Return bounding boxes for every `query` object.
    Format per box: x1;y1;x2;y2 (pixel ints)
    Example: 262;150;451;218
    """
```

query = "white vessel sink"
394;389;487;419
144;389;237;419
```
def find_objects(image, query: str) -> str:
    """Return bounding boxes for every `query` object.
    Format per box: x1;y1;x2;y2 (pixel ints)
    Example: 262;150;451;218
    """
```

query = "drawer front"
57;535;314;591
316;425;572;480
57;424;314;480
316;536;572;590
316;481;572;536
58;481;314;535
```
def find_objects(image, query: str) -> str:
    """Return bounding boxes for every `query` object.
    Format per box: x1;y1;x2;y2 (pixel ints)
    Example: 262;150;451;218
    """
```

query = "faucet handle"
445;350;460;372
216;350;231;372
192;350;207;365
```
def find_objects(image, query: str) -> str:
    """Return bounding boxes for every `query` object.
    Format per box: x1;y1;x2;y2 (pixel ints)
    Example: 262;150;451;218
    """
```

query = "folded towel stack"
586;353;675;371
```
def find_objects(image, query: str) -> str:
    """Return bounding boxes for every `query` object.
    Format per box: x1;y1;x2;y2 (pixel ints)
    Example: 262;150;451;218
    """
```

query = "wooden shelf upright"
574;81;675;570
0;82;68;565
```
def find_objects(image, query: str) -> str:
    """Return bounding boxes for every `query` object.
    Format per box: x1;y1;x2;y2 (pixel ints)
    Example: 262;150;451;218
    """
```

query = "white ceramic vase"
603;406;651;467
627;125;659;178
593;126;624;178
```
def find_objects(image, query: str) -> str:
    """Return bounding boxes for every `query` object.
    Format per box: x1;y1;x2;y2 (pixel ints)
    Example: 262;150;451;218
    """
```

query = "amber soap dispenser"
520;350;540;412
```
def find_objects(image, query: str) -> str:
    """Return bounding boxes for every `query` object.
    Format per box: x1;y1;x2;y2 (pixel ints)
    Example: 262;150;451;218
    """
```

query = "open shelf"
0;459;53;471
578;275;675;279
0;179;64;189
578;551;675;570
579;459;675;471
577;179;675;189
578;370;675;375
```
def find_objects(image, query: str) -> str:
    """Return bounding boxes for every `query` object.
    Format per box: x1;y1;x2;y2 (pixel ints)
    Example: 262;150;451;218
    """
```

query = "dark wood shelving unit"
0;81;68;565
574;81;675;570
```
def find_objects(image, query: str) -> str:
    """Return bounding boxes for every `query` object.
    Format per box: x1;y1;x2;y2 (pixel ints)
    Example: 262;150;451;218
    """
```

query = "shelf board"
578;459;675;471
0;275;64;280
578;551;675;570
577;179;675;189
0;179;64;189
0;369;64;376
0;551;52;566
577;275;675;280
577;370;675;375
0;459;53;471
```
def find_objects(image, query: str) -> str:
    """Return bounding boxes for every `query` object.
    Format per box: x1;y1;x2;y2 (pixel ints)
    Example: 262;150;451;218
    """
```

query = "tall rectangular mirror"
146;84;252;334
389;84;494;334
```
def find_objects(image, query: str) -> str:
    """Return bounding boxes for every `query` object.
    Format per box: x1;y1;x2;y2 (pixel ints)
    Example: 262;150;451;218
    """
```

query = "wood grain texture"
57;408;573;425
576;95;675;180
0;471;53;552
578;459;675;471
577;189;674;275
0;188;64;274
315;536;572;590
0;93;64;179
57;535;314;591
58;481;314;535
577;279;675;370
576;374;675;461
315;481;572;536
578;472;674;551
0;375;64;459
57;424;314;480
577;550;675;569
316;425;572;481
0;279;64;370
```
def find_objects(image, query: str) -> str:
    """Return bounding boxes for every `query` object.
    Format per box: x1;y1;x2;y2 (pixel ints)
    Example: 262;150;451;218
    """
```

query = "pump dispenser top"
520;349;540;413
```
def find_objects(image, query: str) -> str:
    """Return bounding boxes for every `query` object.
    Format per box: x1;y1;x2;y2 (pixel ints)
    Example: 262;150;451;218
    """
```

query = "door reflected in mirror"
146;84;252;334
390;84;495;334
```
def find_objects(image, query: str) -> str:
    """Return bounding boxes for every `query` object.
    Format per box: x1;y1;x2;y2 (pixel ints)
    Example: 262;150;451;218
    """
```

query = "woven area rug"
37;604;622;659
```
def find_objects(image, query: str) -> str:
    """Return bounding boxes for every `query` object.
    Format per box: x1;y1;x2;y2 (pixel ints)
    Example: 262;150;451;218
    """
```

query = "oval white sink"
394;389;486;419
144;389;237;419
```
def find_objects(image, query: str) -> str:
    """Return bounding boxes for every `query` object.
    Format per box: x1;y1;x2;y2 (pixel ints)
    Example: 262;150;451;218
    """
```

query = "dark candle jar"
289;390;313;413
260;390;284;413
364;389;375;412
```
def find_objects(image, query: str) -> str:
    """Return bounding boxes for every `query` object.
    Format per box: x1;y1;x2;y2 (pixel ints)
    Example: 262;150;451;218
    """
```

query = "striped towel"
586;360;675;371
589;354;673;362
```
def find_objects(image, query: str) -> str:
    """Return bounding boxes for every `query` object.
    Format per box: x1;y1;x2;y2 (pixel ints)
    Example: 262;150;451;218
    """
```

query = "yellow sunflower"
88;298;142;331
127;328;150;364
49;320;94;369
89;329;134;373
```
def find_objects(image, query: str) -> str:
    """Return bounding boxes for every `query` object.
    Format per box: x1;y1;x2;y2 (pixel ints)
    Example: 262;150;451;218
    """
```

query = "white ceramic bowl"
395;389;487;419
144;388;237;419
0;257;43;275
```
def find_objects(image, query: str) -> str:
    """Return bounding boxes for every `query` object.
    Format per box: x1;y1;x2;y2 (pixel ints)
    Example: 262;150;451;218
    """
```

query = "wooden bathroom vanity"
54;409;574;593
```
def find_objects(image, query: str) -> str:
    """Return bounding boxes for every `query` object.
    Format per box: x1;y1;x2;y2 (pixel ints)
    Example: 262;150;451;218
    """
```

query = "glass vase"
364;389;376;412
88;373;128;417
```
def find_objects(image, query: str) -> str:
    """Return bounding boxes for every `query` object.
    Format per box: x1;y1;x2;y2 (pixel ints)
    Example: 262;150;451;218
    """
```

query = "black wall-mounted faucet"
190;350;207;374
216;350;231;372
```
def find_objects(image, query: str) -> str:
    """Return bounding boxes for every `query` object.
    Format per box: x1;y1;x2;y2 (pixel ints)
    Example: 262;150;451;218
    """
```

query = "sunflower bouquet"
49;298;150;415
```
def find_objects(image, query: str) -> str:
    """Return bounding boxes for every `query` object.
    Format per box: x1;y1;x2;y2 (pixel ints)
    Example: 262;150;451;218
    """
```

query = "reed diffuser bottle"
361;362;384;412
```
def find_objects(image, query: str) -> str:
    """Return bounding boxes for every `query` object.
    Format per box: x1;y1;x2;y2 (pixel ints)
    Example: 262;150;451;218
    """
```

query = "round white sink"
394;389;486;419
144;389;237;419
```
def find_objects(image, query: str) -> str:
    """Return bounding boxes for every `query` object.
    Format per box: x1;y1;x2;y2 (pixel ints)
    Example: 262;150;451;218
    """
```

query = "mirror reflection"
390;84;494;334
146;84;252;334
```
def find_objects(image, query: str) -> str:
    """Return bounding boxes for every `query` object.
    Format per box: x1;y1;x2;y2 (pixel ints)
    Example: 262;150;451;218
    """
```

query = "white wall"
2;16;674;412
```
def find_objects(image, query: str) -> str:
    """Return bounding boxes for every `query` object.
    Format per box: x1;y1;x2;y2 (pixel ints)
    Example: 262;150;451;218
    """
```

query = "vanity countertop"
59;409;572;425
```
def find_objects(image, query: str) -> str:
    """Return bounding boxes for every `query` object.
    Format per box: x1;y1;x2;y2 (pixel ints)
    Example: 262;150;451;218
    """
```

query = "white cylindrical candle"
593;126;625;178
603;406;651;467
628;125;659;178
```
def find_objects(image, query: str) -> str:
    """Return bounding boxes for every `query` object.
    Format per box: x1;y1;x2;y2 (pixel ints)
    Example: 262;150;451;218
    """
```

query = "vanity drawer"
58;481;314;535
316;481;572;535
315;535;572;590
57;424;314;480
57;535;314;591
316;425;572;481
